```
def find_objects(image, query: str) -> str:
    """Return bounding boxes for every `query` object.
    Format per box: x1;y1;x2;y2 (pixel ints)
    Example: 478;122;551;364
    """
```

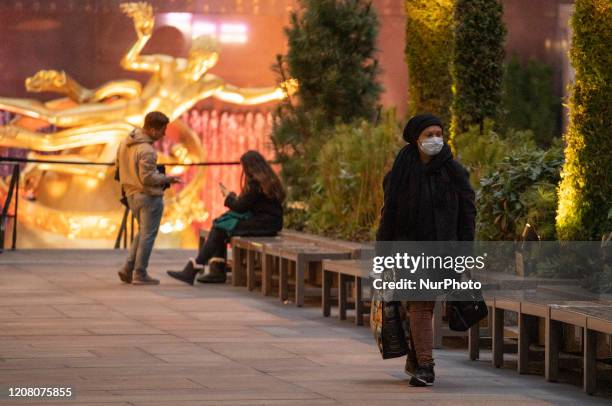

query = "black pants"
195;226;228;265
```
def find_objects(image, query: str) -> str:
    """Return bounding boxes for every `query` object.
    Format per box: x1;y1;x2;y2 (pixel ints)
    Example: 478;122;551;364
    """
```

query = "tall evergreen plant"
451;0;506;139
499;56;561;146
556;0;612;240
272;0;382;204
404;0;454;126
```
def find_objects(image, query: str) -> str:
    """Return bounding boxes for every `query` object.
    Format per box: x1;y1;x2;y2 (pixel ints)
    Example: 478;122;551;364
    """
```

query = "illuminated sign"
158;13;248;44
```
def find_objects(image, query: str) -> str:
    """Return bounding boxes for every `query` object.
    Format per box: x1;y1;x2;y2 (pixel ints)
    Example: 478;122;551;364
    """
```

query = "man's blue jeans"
125;193;163;276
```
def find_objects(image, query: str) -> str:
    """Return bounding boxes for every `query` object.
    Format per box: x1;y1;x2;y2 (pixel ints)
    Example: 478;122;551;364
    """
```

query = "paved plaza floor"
0;249;609;405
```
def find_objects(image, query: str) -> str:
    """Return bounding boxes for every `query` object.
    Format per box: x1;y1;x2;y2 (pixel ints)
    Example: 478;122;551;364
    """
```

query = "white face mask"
419;137;444;156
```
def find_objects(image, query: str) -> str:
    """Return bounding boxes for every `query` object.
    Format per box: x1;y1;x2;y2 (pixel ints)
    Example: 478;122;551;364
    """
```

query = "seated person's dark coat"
223;178;283;236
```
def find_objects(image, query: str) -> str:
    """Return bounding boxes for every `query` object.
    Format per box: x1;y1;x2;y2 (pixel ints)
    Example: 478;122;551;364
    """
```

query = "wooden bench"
265;242;352;307
230;236;284;289
320;259;487;346
198;230;331;290
549;304;612;394
464;271;580;354
321;259;371;325
202;229;371;256
467;289;612;394
228;234;354;306
279;230;373;259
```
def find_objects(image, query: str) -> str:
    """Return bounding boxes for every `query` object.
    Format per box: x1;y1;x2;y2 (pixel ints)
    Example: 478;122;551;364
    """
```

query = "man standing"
116;111;181;285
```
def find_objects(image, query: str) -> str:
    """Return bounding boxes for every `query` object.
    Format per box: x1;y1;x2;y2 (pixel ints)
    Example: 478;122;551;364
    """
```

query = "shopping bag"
371;300;408;359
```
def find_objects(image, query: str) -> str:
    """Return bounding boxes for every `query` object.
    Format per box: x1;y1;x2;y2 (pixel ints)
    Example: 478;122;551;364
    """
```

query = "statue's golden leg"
0;97;47;116
25;70;142;103
25;152;111;179
0;97;129;127
0;121;133;151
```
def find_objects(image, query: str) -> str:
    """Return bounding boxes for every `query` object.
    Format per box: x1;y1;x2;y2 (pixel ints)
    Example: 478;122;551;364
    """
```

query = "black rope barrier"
0;156;247;166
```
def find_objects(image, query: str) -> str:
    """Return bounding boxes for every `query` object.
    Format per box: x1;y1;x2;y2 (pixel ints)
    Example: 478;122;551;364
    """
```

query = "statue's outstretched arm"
120;2;160;72
213;79;297;106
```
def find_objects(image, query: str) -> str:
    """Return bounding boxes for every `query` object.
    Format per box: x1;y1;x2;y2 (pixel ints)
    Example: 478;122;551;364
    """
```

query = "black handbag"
446;290;488;332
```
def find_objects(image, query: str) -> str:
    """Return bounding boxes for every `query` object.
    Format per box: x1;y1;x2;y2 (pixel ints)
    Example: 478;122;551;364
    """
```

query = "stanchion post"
12;165;19;250
130;210;135;245
123;212;128;249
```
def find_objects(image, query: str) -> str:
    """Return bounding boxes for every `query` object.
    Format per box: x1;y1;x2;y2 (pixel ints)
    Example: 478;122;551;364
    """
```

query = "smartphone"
219;182;228;197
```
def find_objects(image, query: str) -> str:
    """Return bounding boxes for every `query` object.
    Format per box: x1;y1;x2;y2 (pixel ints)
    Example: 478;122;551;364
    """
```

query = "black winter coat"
377;146;476;242
222;179;283;236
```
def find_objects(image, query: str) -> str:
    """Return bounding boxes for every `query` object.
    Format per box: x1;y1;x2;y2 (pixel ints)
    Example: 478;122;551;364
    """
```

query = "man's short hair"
144;111;170;130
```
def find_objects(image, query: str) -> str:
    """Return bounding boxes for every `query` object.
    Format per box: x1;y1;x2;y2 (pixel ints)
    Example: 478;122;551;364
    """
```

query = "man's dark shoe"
409;364;435;387
167;260;200;285
132;273;160;285
117;268;133;284
197;261;227;284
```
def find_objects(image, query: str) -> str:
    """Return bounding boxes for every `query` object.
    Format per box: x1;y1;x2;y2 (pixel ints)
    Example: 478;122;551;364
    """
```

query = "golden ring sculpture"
0;2;296;244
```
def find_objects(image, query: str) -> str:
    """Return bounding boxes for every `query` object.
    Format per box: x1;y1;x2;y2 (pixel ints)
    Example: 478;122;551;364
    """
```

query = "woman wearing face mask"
376;114;476;386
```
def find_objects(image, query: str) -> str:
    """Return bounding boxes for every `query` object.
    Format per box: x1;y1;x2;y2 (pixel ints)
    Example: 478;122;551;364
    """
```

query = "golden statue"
0;2;296;246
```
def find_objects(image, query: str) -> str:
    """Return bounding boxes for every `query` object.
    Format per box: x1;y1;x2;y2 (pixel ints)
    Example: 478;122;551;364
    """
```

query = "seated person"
167;150;285;284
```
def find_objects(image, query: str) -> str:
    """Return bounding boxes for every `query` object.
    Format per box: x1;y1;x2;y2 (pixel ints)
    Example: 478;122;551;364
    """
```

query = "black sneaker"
410;364;435;387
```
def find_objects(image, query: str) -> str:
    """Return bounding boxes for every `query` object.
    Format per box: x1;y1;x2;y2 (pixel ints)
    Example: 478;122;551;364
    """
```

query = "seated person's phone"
219;182;229;197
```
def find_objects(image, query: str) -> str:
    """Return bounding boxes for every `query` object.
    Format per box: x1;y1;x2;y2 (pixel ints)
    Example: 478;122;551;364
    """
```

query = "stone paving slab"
0;249;609;405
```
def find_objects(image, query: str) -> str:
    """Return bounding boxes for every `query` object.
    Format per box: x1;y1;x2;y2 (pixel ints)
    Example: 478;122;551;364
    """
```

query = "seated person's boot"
197;258;227;283
167;259;201;285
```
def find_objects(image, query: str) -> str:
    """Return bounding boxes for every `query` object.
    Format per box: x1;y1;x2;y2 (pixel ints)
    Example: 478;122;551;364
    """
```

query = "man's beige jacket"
115;128;169;197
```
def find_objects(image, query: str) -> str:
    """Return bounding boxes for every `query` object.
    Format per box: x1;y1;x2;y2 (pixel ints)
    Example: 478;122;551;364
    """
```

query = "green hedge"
306;112;401;240
404;0;454;125
477;144;564;241
556;0;612;240
454;119;536;189
451;0;506;139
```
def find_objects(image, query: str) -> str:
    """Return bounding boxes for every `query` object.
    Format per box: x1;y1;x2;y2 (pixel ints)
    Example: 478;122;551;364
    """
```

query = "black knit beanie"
402;114;443;145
